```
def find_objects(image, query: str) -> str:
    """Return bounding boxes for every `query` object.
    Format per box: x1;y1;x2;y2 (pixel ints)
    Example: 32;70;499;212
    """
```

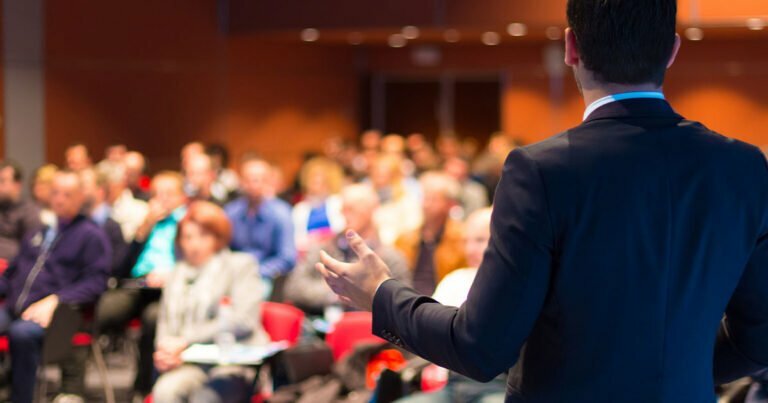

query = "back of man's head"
567;0;677;86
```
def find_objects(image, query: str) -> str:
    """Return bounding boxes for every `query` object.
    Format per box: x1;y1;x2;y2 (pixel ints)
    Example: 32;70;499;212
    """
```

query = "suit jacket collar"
583;98;682;124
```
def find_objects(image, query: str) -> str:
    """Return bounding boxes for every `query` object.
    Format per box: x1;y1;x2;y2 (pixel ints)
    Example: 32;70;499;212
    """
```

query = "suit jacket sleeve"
714;232;768;384
372;148;555;382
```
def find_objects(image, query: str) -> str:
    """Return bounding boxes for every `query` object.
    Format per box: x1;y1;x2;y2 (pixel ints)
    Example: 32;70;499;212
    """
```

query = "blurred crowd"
0;131;518;403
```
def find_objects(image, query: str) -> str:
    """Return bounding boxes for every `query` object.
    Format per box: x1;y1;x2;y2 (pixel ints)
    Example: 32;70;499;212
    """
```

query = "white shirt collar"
583;91;666;121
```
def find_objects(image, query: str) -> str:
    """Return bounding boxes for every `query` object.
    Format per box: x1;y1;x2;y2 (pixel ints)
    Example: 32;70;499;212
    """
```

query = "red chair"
260;301;305;345
325;312;385;361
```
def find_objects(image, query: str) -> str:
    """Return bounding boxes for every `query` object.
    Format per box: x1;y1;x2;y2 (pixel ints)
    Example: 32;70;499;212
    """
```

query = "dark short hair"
567;0;677;86
205;143;230;167
0;160;24;183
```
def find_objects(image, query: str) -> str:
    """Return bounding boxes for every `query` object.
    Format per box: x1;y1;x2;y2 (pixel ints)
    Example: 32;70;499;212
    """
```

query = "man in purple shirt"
0;170;111;403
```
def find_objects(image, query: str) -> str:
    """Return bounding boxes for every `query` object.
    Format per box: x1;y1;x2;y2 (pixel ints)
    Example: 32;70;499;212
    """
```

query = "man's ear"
564;28;580;67
666;33;682;69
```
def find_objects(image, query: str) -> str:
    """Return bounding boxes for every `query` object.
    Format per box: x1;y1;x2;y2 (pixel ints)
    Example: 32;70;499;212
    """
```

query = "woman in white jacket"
152;201;268;403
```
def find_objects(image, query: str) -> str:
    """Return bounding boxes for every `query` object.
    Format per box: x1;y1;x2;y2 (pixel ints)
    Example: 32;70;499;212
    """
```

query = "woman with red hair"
152;201;268;402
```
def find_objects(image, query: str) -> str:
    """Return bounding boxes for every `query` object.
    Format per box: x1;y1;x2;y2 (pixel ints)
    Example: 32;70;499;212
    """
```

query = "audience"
95;171;188;398
80;168;128;274
443;156;489;218
65;143;93;172
292;157;346;255
225;157;296;285
32;164;59;227
184;153;231;206
285;184;410;315
0;132;521;400
395;171;466;295
102;162;149;242
152;201;267;402
370;154;423;245
124;151;151;201
0;161;41;263
206;143;240;202
0;170;111;403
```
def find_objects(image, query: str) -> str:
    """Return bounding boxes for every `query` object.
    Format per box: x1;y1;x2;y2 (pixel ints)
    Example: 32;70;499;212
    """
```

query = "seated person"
284;184;410;316
395;171;466;296
396;208;505;403
95;171;188;397
0;160;41;265
80;168;128;275
152;201;268;402
0;170;111;403
225;157;296;289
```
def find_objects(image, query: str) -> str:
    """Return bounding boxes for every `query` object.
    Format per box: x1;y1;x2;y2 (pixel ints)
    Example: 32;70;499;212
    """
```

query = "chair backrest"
260;301;305;345
325;311;385;360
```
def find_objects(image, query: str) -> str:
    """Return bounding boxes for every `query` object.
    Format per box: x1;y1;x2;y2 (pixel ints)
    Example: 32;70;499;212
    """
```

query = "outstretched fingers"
346;230;375;261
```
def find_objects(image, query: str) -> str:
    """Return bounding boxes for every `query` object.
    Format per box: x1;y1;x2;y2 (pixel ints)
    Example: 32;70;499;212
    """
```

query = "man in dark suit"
316;1;768;402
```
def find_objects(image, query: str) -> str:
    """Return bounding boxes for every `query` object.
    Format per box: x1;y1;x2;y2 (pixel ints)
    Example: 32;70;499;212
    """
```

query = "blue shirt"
225;197;296;278
131;206;187;278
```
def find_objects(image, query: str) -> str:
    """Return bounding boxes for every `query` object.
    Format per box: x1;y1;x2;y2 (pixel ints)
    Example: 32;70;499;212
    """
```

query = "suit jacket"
372;99;768;402
394;219;467;285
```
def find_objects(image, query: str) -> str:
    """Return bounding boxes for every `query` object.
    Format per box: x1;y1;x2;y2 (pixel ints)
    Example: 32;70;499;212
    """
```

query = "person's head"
419;171;460;226
32;164;59;208
79;168;108;212
100;163;128;205
205;143;230;172
443;157;471;182
381;134;406;156
463;208;492;268
340;184;380;236
0;160;24;205
104;144;127;163
369;154;404;191
360;130;382;151
185;153;216;198
50;170;85;221
150;171;187;212
239;158;273;203
300;157;344;199
123;151;146;188
181;141;205;170
565;0;681;91
65;143;92;171
176;201;232;267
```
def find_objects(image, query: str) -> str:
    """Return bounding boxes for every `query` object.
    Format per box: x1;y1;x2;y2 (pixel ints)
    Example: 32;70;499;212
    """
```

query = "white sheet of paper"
181;341;289;365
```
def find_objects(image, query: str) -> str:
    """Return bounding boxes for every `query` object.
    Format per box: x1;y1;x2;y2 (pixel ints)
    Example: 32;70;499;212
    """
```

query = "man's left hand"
316;230;393;311
21;294;59;328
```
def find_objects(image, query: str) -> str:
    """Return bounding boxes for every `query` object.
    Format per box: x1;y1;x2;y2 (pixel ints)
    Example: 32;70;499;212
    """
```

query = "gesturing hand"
316;230;393;311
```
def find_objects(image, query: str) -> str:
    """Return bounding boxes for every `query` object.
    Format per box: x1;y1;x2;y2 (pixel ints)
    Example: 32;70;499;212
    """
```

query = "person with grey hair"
394;171;466;296
102;162;148;242
284;184;410;315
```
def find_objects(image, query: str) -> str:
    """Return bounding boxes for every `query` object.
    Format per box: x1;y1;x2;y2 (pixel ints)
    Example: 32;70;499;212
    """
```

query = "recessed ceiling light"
301;28;319;42
481;31;501;46
388;33;407;48
684;27;704;41
444;29;461;43
402;26;420;40
507;23;528;37
348;32;364;45
747;18;765;31
545;26;563;40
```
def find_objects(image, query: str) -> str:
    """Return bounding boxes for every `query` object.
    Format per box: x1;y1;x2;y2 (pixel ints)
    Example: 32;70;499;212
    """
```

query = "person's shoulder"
265;197;293;215
224;196;247;213
222;250;258;271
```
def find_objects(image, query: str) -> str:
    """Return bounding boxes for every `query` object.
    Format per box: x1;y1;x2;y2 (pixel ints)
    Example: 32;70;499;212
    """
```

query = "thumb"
346;230;375;260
